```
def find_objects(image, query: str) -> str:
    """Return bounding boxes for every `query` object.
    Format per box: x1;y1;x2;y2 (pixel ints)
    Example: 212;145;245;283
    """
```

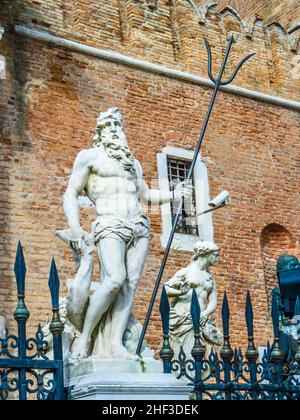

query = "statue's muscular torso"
83;146;143;218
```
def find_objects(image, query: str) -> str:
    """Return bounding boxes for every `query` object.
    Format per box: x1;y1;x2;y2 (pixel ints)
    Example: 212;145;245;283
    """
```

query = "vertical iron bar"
136;35;238;356
14;242;29;401
159;286;174;373
190;290;205;400
48;259;65;400
220;292;233;400
270;291;285;400
245;292;259;400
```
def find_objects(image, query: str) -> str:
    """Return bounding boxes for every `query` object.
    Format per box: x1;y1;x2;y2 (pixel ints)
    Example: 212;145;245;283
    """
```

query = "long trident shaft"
136;35;255;356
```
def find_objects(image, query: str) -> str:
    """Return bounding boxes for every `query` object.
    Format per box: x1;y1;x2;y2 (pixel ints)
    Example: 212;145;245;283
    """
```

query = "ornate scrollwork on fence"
0;242;64;400
160;286;300;400
26;325;49;360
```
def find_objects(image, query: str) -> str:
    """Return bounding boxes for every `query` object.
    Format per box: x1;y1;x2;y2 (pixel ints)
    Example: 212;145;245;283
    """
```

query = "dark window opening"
167;157;198;236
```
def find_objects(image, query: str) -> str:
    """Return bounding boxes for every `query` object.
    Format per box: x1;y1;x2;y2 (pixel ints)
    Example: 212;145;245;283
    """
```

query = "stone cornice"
14;25;300;112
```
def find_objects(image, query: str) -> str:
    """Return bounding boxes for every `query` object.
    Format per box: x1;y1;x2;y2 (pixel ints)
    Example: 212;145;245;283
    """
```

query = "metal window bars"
167;157;198;236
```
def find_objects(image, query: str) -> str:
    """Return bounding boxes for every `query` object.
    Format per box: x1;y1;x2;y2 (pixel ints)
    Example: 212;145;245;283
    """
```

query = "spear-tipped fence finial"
14;241;26;297
270;290;285;363
13;242;29;326
191;289;201;334
48;258;60;310
48;259;64;399
160;286;170;335
222;292;230;337
159;286;174;373
245;291;259;364
245;291;254;337
220;292;233;363
48;259;64;340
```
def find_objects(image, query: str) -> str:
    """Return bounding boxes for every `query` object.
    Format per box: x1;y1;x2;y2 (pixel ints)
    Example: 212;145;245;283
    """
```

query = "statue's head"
93;107;127;147
192;241;220;266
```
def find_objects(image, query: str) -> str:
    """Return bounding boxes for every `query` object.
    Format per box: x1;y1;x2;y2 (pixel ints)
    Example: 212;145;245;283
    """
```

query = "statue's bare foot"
71;338;89;361
112;345;138;360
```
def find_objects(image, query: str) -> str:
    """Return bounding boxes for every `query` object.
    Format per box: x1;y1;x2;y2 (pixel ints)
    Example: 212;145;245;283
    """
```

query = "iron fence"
0;242;64;400
160;287;300;400
2;242;300;400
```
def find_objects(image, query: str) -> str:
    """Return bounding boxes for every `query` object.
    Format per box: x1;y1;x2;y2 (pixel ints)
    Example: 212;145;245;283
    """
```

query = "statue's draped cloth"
169;308;223;360
91;214;150;357
92;214;150;247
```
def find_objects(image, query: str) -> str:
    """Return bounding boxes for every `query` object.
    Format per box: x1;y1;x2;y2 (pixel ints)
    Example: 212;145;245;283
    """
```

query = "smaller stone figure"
43;298;79;361
0;315;6;340
165;241;223;360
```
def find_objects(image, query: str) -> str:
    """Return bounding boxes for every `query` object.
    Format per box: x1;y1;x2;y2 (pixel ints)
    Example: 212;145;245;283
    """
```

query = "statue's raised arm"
63;149;92;255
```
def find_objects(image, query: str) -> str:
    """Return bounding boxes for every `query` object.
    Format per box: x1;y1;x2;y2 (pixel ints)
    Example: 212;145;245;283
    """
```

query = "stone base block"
65;358;191;400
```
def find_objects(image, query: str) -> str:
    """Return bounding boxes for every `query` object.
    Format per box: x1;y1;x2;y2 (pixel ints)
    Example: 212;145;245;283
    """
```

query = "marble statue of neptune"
61;108;193;360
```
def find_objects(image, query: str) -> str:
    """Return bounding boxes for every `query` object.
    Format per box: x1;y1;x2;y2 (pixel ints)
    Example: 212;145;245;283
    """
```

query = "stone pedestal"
65;358;191;400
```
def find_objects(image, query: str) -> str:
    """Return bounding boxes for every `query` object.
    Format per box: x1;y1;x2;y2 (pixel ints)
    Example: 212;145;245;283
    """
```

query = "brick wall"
0;0;299;352
217;0;300;28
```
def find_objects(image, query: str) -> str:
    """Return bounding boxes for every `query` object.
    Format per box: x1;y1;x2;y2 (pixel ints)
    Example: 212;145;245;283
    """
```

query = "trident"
136;35;255;356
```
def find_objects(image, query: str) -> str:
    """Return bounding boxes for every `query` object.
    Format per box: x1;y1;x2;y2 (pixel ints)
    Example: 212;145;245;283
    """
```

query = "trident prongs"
204;37;216;84
220;53;256;86
204;34;255;87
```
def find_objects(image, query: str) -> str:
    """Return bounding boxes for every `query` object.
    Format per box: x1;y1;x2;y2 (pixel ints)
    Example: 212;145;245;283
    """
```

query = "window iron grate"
167;157;198;236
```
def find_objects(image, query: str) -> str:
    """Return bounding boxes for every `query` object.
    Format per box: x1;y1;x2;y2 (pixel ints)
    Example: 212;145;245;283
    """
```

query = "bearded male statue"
59;108;193;361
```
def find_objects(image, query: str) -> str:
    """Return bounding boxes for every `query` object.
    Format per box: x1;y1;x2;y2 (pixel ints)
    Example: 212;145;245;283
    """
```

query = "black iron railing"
0;242;64;400
160;287;300;400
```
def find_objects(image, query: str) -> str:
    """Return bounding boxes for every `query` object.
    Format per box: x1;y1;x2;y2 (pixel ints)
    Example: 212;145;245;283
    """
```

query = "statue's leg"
67;248;94;332
71;238;127;360
109;236;149;358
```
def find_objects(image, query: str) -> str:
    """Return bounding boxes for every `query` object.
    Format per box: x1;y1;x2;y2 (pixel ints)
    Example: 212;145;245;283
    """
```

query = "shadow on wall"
260;223;297;308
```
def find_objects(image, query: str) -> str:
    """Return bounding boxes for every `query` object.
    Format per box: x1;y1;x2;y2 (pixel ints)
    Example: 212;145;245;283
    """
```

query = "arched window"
260;224;297;307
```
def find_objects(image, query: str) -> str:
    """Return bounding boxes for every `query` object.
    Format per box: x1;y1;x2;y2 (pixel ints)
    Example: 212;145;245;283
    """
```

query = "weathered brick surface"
217;0;300;29
0;1;299;352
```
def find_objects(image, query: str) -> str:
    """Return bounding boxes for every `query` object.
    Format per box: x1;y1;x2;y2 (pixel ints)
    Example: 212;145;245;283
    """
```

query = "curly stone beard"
93;132;137;176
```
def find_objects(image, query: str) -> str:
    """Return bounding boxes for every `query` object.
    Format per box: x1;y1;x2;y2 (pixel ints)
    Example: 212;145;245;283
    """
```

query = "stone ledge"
14;25;300;112
65;358;192;400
